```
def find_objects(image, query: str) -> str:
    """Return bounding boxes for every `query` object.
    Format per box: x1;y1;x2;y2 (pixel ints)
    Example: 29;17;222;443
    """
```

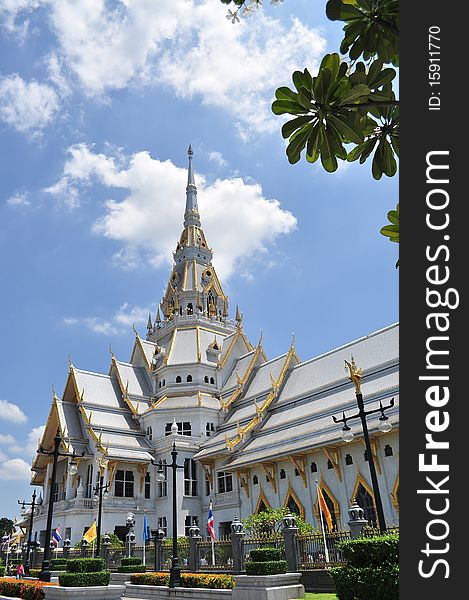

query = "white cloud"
208;151;228;168
6;191;30;206
0;0;43;38
49;144;297;279
25;425;45;454
0;457;31;481
63;302;152;337
0;433;16;444
1;0;325;137
0;399;28;424
114;303;150;327
0;74;60;134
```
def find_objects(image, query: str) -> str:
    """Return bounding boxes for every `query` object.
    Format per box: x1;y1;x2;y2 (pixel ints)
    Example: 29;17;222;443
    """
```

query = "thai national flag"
52;527;62;546
1;535;9;550
207;502;215;541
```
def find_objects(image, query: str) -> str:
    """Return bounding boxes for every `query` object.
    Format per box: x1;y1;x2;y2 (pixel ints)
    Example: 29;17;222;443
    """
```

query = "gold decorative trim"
313;475;341;528
164;329;177;364
193;258;197;290
323;446;342;481
137;463;149;494
261;462;277;493
225;340;300;449
108;461;119;487
236;469;250;498
200;460;214;490
221;345;263;410
391;473;399;514
352;469;378;521
255;486;271;513
196;326;201;362
290;455;307;488
283;479;305;519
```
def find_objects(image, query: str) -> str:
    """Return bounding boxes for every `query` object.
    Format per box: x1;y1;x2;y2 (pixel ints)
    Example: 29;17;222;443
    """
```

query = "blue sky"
0;0;398;520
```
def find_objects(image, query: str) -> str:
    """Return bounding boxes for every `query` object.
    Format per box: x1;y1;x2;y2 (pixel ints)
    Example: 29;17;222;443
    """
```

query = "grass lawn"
304;594;338;600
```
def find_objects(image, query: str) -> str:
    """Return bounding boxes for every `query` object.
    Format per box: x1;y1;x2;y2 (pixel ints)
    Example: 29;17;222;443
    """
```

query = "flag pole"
211;538;215;567
142;512;146;567
316;480;330;564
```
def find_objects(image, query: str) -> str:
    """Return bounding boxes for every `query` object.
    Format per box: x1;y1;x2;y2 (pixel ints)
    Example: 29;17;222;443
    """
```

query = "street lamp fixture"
151;422;184;588
93;463;110;557
37;429;85;581
17;489;37;575
332;357;395;533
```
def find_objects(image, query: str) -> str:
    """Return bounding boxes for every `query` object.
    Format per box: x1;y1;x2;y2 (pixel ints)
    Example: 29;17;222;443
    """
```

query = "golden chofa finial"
257;330;263;347
132;323;138;336
109;344;115;358
52;385;58;401
67;353;73;369
345;356;363;394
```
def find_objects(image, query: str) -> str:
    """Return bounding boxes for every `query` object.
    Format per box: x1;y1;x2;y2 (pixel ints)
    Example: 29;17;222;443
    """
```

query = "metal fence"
197;536;233;571
15;525;399;574
298;530;351;569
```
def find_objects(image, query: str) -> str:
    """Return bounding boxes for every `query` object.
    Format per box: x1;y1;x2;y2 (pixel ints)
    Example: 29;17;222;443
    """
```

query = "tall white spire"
184;144;201;227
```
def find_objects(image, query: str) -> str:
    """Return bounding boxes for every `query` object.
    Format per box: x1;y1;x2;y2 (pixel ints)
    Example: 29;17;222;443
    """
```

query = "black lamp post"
37;429;84;581
93;475;109;556
332;358;395;533
152;421;184;588
17;489;37;575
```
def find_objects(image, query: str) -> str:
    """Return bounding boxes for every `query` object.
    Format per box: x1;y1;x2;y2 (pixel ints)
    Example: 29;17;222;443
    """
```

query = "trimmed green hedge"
50;559;68;570
329;564;399;600
245;560;287;575
340;534;399;567
59;571;111;587
249;548;282;562
29;569;41;579
130;572;235;589
117;566;146;573
329;534;399;600
66;558;105;573
121;557;142;567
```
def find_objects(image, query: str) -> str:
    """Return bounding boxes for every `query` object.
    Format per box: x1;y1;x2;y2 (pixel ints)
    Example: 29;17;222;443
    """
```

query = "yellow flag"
317;485;333;532
83;521;97;543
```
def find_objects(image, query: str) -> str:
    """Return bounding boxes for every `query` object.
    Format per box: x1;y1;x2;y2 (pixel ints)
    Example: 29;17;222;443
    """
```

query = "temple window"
204;376;209;383
356;483;377;527
345;454;353;465
176;376;182;383
210;377;215;384
217;471;233;494
310;462;317;473
280;469;286;479
253;475;259;485
384;445;393;457
187;375;193;382
115;470;134;498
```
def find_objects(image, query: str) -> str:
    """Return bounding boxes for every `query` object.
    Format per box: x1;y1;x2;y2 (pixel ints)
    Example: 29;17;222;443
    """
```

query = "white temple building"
29;147;399;546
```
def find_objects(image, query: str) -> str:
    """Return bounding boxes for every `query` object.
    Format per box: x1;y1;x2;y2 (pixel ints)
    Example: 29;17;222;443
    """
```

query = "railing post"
347;499;368;539
80;539;88;558
102;534;111;568
282;512;300;573
230;517;245;574
151;529;165;572
188;526;202;572
63;539;70;561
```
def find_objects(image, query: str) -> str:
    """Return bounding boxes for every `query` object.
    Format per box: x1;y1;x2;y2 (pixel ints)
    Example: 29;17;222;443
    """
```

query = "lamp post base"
39;570;51;582
168;561;181;588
